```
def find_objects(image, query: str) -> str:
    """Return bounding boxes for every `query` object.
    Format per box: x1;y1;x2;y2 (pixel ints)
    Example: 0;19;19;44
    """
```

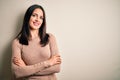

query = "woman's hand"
12;57;26;66
47;54;61;66
12;54;62;67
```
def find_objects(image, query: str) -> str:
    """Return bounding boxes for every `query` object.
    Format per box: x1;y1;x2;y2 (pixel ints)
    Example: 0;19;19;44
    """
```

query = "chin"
30;26;40;30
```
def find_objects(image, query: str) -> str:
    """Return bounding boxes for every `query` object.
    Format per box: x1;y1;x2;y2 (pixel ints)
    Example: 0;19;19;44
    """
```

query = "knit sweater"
11;33;61;80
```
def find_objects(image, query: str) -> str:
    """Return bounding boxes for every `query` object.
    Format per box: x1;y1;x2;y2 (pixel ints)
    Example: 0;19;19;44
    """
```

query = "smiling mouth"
33;22;40;26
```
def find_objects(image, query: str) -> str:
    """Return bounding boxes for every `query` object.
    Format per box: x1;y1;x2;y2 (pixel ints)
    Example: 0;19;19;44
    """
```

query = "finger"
57;57;61;60
56;61;61;64
13;57;19;60
16;63;20;66
56;58;61;61
14;61;20;65
13;59;20;64
13;58;19;62
54;54;60;56
14;60;20;64
13;60;19;64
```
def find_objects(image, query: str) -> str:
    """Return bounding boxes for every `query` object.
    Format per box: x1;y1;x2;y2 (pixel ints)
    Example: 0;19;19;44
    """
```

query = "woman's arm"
34;33;62;75
34;64;61;75
12;38;61;78
11;39;51;78
13;54;61;76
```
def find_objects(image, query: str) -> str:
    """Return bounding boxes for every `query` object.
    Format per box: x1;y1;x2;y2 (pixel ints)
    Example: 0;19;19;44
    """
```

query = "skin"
13;8;61;67
29;8;44;39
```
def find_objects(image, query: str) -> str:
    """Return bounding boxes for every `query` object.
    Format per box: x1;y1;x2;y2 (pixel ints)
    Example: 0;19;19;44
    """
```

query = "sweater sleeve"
11;39;51;78
34;64;60;75
33;33;61;75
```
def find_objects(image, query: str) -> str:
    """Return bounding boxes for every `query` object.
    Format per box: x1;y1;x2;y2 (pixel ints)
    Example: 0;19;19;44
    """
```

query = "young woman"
11;4;61;80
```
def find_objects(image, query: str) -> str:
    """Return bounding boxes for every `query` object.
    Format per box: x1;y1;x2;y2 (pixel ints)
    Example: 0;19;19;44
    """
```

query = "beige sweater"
11;34;61;80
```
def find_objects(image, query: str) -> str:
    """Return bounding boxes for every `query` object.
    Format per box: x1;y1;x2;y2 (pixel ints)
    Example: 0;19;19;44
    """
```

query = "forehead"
32;8;43;16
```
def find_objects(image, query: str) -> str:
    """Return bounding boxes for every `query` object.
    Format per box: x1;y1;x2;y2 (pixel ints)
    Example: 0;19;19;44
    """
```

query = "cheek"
29;18;34;25
30;17;34;21
41;20;43;24
29;20;32;27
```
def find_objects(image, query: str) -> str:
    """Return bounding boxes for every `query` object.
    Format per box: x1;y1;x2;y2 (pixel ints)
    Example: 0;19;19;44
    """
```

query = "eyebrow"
32;13;43;17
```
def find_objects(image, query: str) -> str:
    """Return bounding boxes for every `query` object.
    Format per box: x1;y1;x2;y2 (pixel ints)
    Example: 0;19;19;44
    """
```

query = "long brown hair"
16;4;49;47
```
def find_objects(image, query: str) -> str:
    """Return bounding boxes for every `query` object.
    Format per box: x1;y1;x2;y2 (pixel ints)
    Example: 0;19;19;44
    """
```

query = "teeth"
33;22;40;26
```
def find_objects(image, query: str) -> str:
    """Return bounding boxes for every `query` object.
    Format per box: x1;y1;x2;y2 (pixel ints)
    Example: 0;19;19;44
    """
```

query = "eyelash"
32;14;36;17
40;16;43;19
32;14;43;20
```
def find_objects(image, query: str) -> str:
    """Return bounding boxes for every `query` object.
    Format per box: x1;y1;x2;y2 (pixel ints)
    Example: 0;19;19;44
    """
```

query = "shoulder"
12;38;21;47
48;33;56;40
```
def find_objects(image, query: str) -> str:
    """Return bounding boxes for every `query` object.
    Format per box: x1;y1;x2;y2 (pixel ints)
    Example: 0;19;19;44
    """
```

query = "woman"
11;4;61;80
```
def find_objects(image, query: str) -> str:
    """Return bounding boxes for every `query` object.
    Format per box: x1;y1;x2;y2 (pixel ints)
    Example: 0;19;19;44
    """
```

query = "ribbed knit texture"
11;33;60;80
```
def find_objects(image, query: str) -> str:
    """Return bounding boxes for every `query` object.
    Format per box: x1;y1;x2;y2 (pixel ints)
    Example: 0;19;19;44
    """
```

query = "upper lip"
33;21;40;25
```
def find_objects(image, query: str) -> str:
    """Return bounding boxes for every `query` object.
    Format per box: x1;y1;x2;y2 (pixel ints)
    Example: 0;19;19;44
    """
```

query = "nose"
35;17;40;21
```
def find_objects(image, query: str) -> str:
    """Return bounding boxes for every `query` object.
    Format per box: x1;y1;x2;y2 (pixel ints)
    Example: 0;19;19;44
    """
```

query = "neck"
29;29;39;39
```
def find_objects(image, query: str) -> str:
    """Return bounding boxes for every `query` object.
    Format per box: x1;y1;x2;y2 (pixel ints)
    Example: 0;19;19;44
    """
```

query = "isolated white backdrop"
0;0;120;80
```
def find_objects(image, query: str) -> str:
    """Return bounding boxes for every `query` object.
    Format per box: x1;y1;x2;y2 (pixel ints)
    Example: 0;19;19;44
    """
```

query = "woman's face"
29;8;44;30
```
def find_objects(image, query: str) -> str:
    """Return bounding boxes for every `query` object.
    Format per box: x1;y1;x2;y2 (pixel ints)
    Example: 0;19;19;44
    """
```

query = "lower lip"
33;22;40;26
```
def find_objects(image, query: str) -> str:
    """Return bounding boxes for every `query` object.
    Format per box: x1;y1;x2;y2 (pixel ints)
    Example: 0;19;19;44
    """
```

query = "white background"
0;0;120;80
